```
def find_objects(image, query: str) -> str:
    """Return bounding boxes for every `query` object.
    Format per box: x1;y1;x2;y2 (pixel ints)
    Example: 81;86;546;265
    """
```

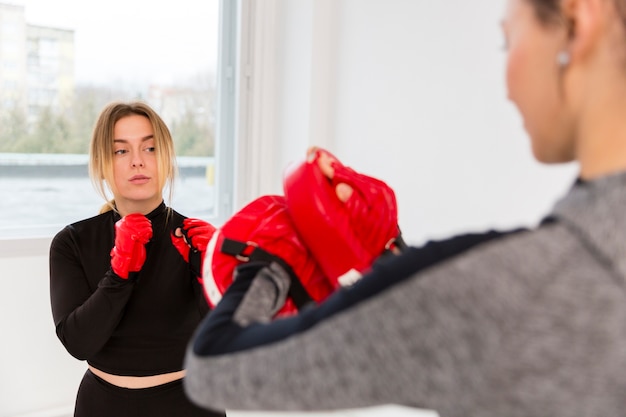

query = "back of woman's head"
89;101;178;214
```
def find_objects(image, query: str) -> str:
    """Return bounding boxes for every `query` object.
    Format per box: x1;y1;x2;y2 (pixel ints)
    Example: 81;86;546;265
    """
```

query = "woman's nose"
131;154;145;168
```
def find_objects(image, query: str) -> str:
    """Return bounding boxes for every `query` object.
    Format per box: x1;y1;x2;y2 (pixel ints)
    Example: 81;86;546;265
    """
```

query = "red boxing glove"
171;218;217;280
283;147;401;287
110;213;153;279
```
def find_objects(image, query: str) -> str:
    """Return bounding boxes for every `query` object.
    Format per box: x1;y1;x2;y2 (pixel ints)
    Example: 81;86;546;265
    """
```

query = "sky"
8;0;220;86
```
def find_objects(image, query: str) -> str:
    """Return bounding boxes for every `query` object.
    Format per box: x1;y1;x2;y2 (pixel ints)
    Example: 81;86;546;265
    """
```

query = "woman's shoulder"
52;211;113;243
168;207;187;222
71;210;114;229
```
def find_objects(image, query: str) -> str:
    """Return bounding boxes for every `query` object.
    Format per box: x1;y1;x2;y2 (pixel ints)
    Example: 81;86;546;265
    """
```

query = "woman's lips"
129;175;150;184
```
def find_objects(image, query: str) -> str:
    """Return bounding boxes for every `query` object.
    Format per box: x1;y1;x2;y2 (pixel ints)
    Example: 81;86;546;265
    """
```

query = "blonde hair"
528;0;626;28
88;101;178;214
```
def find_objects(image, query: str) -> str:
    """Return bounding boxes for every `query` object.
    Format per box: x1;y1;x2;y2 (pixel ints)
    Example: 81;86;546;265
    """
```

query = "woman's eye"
145;147;156;153
114;149;127;155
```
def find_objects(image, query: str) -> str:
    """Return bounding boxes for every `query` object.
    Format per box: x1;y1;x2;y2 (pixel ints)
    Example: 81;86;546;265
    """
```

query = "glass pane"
0;0;220;238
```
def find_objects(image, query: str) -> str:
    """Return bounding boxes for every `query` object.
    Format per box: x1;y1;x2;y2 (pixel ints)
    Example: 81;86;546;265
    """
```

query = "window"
0;0;236;238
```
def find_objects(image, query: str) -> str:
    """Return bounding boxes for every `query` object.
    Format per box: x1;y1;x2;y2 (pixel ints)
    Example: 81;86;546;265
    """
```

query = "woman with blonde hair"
49;101;223;416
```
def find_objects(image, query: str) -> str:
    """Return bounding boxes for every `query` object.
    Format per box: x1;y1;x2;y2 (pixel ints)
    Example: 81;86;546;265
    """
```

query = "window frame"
211;0;238;227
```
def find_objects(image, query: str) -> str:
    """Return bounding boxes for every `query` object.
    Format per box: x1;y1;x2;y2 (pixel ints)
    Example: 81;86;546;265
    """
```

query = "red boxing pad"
283;148;400;287
202;195;333;317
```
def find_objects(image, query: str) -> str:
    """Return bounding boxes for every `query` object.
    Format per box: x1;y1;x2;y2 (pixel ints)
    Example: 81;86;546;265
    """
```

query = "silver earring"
557;51;570;68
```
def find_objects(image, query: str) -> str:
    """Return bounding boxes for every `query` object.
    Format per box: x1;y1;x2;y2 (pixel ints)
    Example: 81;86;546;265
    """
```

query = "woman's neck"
115;196;163;217
577;118;626;180
575;75;626;180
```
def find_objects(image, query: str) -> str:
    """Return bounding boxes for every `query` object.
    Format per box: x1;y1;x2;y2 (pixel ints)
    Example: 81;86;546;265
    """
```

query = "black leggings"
74;369;226;417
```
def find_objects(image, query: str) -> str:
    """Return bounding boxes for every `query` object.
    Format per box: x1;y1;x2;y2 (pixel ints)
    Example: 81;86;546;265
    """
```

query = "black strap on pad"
220;238;315;310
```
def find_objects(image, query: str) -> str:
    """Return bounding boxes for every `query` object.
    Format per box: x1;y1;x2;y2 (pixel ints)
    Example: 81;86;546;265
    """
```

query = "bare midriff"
89;366;186;389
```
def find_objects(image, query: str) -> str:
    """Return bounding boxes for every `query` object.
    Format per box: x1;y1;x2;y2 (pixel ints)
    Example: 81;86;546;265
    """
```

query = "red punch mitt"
283;147;402;287
202;195;333;317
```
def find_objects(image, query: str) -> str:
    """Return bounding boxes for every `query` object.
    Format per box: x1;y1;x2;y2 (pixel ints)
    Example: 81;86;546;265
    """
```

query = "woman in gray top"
184;0;626;416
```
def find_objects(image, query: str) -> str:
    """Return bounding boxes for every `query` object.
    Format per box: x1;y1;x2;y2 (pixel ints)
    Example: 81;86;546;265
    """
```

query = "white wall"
1;1;579;416
242;0;578;243
0;238;84;417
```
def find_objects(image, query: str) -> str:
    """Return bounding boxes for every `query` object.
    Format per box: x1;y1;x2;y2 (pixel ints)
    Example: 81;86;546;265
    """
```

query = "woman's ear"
561;0;606;62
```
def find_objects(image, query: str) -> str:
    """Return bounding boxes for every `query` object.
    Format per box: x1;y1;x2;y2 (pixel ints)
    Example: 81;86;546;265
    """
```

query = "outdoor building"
0;3;27;111
0;3;75;123
26;24;75;122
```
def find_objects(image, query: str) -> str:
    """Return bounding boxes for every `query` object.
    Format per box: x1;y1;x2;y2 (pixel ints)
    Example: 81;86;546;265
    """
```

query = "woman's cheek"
505;45;525;106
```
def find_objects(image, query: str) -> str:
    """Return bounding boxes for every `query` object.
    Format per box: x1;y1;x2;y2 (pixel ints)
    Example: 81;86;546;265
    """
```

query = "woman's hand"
110;213;153;279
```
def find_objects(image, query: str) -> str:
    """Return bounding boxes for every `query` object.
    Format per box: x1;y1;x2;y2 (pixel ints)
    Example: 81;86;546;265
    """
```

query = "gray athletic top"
184;171;626;417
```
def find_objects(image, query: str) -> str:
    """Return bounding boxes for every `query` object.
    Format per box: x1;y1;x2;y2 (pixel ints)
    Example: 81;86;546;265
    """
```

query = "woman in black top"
49;101;224;417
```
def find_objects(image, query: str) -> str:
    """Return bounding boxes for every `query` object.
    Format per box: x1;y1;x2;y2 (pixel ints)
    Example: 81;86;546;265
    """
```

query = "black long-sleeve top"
49;202;209;377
